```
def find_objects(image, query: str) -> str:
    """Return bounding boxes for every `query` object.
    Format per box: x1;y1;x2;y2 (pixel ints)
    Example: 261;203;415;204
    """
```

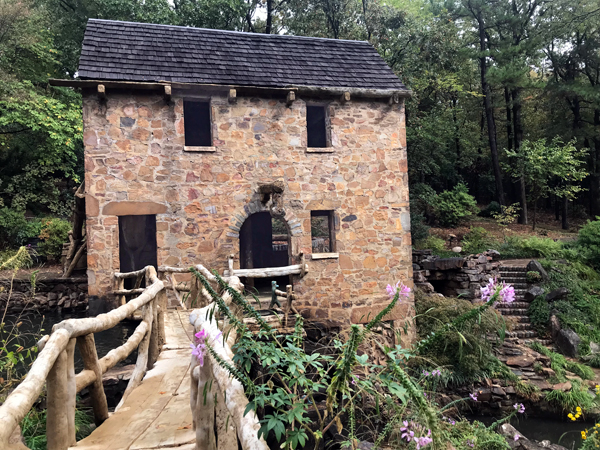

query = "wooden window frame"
183;98;214;151
306;102;333;152
310;210;337;257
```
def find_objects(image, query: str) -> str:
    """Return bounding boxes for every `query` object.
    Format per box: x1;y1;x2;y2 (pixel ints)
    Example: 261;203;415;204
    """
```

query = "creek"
471;415;589;449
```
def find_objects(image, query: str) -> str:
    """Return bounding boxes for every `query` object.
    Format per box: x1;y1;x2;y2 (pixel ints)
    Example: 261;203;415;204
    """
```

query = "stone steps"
499;265;540;342
506;330;537;339
496;301;530;309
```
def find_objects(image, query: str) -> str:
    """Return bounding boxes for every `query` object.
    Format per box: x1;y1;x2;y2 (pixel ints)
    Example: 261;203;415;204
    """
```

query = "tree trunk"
532;199;537;231
477;10;505;205
265;0;273;34
520;176;528;225
562;196;569;230
555;194;560;221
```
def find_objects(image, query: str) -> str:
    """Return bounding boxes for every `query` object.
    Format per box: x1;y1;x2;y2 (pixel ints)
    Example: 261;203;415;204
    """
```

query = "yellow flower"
577;407;582;412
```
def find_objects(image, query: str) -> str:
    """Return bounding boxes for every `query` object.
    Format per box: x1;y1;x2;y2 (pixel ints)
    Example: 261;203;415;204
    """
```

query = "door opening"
118;215;158;290
239;212;291;295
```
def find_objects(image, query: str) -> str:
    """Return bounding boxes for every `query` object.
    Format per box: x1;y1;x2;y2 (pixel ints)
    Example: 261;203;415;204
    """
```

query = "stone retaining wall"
0;276;88;312
412;249;501;299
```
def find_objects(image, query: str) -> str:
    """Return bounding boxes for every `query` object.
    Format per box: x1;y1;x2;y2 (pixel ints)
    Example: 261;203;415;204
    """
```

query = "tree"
505;138;588;230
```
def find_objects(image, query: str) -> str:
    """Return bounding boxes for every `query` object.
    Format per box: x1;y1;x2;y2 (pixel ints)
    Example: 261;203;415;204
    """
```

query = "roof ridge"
87;19;371;46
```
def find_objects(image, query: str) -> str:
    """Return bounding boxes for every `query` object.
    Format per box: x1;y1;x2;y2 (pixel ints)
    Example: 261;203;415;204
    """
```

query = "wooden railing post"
77;333;109;425
47;349;69;450
147;268;160;369
193;360;216;450
156;287;167;349
66;338;77;447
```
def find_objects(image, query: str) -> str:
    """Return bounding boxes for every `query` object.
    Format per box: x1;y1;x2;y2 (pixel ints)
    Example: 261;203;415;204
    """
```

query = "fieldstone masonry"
82;89;413;324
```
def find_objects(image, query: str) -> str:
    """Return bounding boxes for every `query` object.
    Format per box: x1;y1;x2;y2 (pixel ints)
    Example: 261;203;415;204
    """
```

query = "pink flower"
470;392;478;401
481;278;515;304
514;434;520;441
386;281;411;299
513;403;525;414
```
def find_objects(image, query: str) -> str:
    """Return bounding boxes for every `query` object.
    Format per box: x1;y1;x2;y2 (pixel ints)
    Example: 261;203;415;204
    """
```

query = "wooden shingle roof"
78;19;407;91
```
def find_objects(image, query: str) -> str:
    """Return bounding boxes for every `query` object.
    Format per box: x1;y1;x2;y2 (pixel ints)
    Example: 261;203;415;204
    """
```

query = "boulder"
590;342;600;354
526;260;548;280
506;355;535;368
555;329;581;358
486;249;501;260
499;424;568;450
545;288;569;302
525;286;545;302
452;246;462;253
421;257;465;271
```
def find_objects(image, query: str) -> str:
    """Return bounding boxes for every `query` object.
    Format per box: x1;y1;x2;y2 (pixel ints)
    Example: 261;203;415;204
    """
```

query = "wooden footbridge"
0;261;307;450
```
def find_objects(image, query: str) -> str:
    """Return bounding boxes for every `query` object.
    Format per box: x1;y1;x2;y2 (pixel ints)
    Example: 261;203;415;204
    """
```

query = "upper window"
184;100;212;147
306;105;329;148
311;210;335;253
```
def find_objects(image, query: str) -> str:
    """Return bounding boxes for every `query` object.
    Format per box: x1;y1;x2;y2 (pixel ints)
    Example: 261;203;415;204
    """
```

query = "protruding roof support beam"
164;85;172;103
228;89;237;104
286;91;296;107
340;91;350;104
97;84;106;101
388;92;400;106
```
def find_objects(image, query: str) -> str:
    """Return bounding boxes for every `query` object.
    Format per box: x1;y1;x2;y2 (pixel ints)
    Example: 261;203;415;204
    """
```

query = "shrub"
576;218;600;269
414;289;505;383
526;271;542;283
497;236;563;259
38;218;71;260
415;235;446;253
478;201;501;218
434;183;478;228
461;227;496;254
0;207;42;249
528;296;550;333
410;211;430;242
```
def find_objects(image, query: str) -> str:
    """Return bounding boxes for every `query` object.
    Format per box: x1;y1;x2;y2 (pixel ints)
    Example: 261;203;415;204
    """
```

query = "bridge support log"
66;339;77;447
47;348;70;450
193;361;216;450
156;289;167;349
147;271;160;369
77;334;109;425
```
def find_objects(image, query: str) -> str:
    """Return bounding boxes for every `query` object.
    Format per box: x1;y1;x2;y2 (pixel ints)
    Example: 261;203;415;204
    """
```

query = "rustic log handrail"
190;284;269;450
0;265;166;450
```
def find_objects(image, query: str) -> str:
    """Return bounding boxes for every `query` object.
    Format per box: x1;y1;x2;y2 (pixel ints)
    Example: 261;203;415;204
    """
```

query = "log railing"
186;265;269;450
0;265;166;450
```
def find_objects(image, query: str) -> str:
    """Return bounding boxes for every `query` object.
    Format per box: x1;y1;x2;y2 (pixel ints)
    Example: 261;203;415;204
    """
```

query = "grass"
514;380;542;401
21;406;94;450
545;380;595;412
529;342;595;382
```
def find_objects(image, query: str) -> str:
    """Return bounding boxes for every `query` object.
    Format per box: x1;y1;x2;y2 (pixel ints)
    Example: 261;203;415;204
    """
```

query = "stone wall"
412;250;501;299
0;276;88;312
82;89;412;324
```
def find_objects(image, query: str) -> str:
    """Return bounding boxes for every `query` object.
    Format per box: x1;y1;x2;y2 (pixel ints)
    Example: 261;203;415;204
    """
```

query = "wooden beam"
388;92;400;105
340;91;350;104
97;84;106;101
228;89;237;103
164;85;172;103
286;91;296;107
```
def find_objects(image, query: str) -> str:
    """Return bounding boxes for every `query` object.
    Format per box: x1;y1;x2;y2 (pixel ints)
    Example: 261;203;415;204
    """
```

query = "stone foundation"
0;276;88;312
412;250;501;299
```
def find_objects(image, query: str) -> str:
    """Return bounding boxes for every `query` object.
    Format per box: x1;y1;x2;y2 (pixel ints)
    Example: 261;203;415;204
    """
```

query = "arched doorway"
239;212;291;294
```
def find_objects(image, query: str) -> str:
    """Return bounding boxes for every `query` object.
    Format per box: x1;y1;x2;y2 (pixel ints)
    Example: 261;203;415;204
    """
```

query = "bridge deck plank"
70;310;194;450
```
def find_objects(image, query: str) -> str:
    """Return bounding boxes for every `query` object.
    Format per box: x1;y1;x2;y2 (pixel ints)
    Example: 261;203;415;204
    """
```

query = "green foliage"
37;218;70;260
478;201;501;218
0;207;42;248
527;297;550;333
414;235;446;253
526;271;542;283
529;342;594;382
21;406;95;449
497;236;563;259
435;183;478;228
544;380;596;412
576;218;600;270
410;211;430;242
414;289;506;383
461;227;495;254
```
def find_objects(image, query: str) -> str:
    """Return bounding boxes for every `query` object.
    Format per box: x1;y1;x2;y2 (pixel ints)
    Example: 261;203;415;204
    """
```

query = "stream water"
1;308;138;375
471;415;590;449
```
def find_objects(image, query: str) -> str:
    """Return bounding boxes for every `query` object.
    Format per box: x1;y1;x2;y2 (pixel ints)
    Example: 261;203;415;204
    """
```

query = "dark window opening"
307;105;328;148
239;212;291;296
184;100;212;147
119;215;158;290
311;210;335;253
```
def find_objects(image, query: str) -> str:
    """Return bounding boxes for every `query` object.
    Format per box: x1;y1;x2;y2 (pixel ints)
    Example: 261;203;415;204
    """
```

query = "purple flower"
422;370;430;377
466;439;474;448
481;278;516;304
499;282;515;304
513;403;525;414
195;329;208;342
386;281;411;299
190;342;206;366
351;375;359;385
415;430;432;450
514;434;520;441
431;369;442;376
470;392;478;402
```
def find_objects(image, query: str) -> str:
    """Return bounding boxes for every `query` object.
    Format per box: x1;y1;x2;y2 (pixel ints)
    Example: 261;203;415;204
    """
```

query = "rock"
57;296;66;307
486;249;501;260
505;386;516;394
590;342;600;354
550;315;561;340
416;282;435;293
421;257;465;271
526;260;548;280
448;233;457;239
506;355;535;368
541;368;555;378
452;246;462;253
525;286;545;302
491;386;506;396
529;379;552;390
553;381;572;392
413;263;421;271
555;329;581;357
545;288;569;302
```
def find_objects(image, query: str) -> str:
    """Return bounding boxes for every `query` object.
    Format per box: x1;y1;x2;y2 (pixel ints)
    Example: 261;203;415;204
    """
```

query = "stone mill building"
56;19;413;324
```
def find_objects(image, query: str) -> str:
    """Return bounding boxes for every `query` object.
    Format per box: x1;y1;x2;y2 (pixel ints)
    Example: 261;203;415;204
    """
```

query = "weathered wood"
97;84;106;100
166;273;186;309
340;91;350;103
300;252;306;278
149;299;160;369
66;339;77;447
193;362;216;450
64;236;87;278
229;263;307;278
75;321;148;392
228;88;237;103
228;254;234;275
295;85;411;99
284;284;293;327
77;334;109;425
164;85;172;102
113;288;146;295
216;389;237;450
286;90;295;106
114;267;150;279
117;302;154;410
156;289;167;350
47;348;70;450
0;329;70;446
